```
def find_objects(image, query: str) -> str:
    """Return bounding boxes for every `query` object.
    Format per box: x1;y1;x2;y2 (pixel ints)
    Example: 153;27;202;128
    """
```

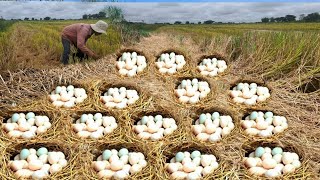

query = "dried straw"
0;33;318;179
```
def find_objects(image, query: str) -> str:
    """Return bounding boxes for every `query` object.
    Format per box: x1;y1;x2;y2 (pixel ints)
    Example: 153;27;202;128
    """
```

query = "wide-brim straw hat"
90;20;108;34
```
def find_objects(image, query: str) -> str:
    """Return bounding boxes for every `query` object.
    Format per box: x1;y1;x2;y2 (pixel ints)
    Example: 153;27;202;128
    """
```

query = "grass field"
0;20;319;179
1;21;319;87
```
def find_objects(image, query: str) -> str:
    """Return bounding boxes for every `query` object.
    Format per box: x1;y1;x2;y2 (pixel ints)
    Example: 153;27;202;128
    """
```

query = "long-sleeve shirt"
61;23;96;57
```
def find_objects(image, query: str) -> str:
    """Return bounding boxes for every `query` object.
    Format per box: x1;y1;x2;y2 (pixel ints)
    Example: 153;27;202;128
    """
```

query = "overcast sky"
0;2;320;23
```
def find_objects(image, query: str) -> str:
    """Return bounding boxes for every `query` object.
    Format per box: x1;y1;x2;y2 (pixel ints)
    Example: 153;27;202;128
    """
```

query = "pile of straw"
0;33;319;179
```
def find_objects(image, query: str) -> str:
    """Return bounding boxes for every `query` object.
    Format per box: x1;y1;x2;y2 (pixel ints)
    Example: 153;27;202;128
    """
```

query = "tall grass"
157;23;320;90
0;20;123;72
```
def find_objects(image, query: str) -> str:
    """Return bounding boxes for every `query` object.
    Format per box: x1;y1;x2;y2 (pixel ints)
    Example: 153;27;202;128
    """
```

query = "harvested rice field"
0;22;319;180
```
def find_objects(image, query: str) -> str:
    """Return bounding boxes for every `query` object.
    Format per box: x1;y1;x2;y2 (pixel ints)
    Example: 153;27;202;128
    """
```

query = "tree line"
173;20;235;24
261;12;320;23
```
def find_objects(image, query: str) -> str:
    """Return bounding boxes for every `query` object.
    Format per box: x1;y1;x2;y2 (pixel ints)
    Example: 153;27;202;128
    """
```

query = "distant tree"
103;6;124;23
303;12;320;22
174;21;182;24
285;15;296;22
261;17;269;23
82;14;88;19
31;17;35;21
299;14;305;21
44;17;51;20
98;11;106;18
185;21;190;24
40;18;43;21
24;17;29;21
269;17;275;22
198;21;201;24
203;20;214;24
274;17;286;22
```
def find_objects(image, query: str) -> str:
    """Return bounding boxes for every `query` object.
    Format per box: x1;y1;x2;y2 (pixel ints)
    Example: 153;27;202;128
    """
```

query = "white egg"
110;160;124;171
8;130;23;138
10;160;24;171
244;157;257;168
72;123;85;133
291;152;299;160
117;61;126;69
265;169;281;178
90;131;103;139
48;152;60;164
98;169;114;179
221;127;231;137
38;154;48;164
109;154;120;163
244;98;256;105
113;170;129;179
179;96;189;103
196;133;210;141
233;97;245;103
49;164;62;174
292;160;301;168
77;131;91;138
29;160;43;171
201;70;210;76
201;155;212;167
36;126;47;134
208;133;221;142
272;154;282;163
147;124;159;134
274;163;284;173
137;132;151;140
248;167;266;176
4;123;17;132
130;164;142;174
192;125;204;135
262;158;277;169
93;161;107;171
32;170;48;179
14;169;34;178
139;159;147;168
187;172;201;180
202;165;215;176
282;152;294;165
171;171;188;179
245;128;260;136
22;131;36;139
119;68;128;76
58;159;68;168
86;123;100;132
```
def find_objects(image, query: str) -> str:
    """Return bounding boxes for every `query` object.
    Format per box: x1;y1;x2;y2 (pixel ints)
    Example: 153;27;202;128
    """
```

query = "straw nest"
0;141;81;179
0;110;64;142
239;107;289;141
0;33;319;179
227;77;273;110
115;48;152;78
196;53;230;78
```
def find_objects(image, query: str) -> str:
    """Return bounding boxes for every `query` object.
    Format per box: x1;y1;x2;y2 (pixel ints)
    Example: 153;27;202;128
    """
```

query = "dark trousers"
61;38;88;65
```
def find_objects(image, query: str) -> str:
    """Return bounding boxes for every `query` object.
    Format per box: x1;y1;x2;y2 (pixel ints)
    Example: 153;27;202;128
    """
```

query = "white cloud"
0;2;319;23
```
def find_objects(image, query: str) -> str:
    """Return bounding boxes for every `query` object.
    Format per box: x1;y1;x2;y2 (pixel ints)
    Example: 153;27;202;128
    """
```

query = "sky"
0;2;320;23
